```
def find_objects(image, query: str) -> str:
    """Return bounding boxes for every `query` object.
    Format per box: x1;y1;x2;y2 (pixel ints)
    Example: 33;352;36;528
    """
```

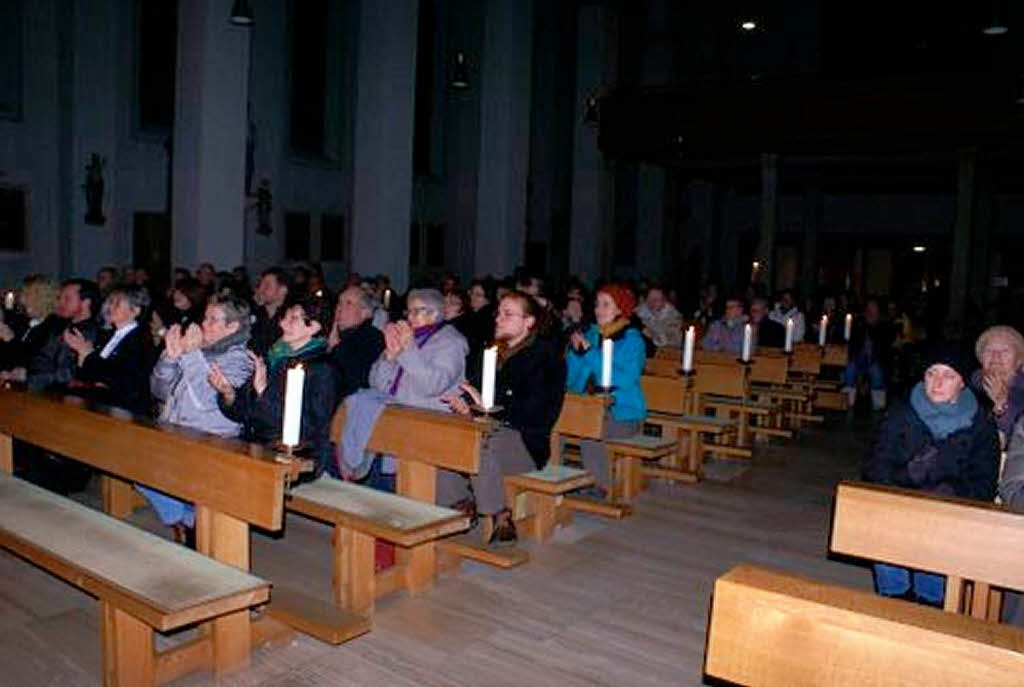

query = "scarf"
598;317;630;340
388;322;445;395
266;337;327;373
201;328;250;357
498;331;536;368
910;381;977;440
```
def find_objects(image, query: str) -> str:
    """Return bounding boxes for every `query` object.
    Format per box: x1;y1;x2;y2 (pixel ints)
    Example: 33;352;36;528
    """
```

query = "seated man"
635;284;683;348
327;286;386;400
28;278;102;392
843;299;895;410
213;296;337;478
701;295;746;354
768;289;806;343
140;294;254;543
749;296;785;349
440;291;566;545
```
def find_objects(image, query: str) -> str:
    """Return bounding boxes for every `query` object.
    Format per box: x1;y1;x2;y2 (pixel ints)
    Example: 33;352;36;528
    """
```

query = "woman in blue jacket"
566;284;647;496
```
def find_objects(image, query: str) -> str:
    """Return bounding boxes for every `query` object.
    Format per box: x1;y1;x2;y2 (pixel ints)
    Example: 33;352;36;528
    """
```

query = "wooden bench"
280;476;470;642
505;465;595;542
329;403;530;573
0;389;297;674
830;480;1024;620
705;564;1024;686
0;472;271;686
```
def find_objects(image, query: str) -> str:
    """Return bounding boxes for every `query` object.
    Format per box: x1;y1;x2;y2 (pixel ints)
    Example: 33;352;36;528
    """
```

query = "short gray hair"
976;325;1024;364
106;285;151;320
406;288;444;321
208;293;251;337
341;285;374;314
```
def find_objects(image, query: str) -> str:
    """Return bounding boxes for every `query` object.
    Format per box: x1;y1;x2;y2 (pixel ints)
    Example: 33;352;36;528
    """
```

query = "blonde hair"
21;277;58;320
975;325;1024;364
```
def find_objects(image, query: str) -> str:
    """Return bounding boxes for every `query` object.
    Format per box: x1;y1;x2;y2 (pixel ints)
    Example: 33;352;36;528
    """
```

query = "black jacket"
328;319;385;400
221;343;338;477
76;325;154;416
249;305;285;356
0;316;62;372
28;316;101;392
755;318;786;348
864;395;998;501
471;335;567;469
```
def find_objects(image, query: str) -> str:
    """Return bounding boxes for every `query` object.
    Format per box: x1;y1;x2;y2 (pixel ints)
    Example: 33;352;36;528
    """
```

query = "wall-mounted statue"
83;153;106;225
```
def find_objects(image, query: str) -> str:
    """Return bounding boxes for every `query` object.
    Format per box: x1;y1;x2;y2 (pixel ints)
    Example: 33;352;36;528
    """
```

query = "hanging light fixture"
450;52;470;90
230;0;253;26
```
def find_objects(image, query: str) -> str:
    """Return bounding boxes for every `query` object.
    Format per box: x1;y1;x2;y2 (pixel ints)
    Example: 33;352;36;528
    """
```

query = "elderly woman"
370;288;467;412
63;285;153;415
972;325;1024;440
864;344;998;606
566;284;647;497
140;294;254;543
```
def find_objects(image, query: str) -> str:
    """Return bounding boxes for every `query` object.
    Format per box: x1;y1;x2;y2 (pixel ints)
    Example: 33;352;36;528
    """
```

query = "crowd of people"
2;262;1024;590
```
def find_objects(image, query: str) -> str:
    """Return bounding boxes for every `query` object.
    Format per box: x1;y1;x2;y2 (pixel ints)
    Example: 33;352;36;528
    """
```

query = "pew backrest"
823;343;849;367
0;389;289;530
705;564;1024;687
330;403;489;474
830;481;1024;593
749;354;788;385
644;356;681;378
641;375;686;415
553;392;609;441
692;362;746;399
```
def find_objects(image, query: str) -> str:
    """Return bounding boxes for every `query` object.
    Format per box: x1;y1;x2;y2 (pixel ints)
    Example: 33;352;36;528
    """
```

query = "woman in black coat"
63;285;154;416
864;344;998;606
213;296;338;478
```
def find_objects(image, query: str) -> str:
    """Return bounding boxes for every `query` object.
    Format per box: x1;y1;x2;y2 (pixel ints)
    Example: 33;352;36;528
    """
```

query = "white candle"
3;291;13;311
819;315;828;347
601;338;614;388
481;346;497;409
844;313;852;342
383;289;391;310
282;364;306;447
784;317;793;352
682;326;695;373
741;324;752;362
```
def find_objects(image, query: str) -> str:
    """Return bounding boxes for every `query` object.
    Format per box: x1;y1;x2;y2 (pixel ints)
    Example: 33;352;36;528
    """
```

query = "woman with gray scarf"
138;294;254;543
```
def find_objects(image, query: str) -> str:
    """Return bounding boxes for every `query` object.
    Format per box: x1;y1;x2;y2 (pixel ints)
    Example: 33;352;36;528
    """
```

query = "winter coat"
864;394;998;501
150;331;254;437
329;319;385;400
77;325;154;416
566;323;647;423
369;324;468;412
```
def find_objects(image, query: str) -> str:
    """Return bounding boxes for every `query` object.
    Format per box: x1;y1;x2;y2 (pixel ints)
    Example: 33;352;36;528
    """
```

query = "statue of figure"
83;153;105;225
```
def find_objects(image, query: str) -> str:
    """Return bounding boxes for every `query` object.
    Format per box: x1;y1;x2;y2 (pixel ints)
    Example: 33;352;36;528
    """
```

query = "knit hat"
597;284;636;320
923;342;972;384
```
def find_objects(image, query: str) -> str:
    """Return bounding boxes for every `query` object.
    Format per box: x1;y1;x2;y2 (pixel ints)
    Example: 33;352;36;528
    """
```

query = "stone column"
801;176;821;300
172;0;250;272
473;0;533;277
949;148;976;324
754;153;779;289
350;0;419;290
569;2;618;284
635;163;665;280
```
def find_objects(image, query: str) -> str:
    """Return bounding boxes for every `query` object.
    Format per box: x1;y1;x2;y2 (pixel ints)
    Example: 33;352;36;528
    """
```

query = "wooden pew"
0;472;271;687
830;481;1024;620
328;403;528;574
281;477;469;642
705;564;1024;686
0;389;296;676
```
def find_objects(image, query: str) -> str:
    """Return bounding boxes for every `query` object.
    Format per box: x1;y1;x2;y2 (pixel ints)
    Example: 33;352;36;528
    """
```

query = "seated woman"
440;291;566;545
211;296;337;478
369;288;467;412
141;294;254;543
0;276;61;379
565;284;647;497
971;325;1024;442
63;285;154;415
864;344;998;606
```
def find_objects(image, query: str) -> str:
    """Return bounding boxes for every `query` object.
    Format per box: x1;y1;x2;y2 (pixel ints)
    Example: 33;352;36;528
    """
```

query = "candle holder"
736;358;752;366
593;385;617;394
677;369;696;377
470;404;503;416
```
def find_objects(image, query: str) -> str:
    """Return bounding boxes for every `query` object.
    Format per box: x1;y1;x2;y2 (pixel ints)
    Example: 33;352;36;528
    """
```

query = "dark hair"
500;290;554;337
260;267;292;291
446;289;470;317
293;295;333;336
173;277;206;311
62;278;100;318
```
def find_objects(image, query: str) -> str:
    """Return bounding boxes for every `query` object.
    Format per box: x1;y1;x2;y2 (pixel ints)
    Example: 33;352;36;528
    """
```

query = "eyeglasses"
495;310;525;320
405;306;434;317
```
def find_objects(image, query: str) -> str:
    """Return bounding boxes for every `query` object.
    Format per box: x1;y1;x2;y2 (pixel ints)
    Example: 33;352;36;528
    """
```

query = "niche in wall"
0;186;27;253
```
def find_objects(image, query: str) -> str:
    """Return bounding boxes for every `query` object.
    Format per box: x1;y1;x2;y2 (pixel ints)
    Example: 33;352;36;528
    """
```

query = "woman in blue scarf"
212;295;338;478
864;343;998;606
